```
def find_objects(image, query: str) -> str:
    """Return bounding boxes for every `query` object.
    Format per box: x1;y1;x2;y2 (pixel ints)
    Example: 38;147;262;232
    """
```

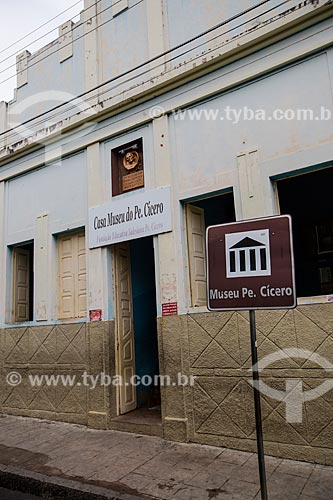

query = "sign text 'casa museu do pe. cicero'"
207;215;296;310
88;186;172;248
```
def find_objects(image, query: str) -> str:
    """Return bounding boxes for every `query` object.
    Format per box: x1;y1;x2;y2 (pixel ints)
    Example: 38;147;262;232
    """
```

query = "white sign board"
88;186;172;248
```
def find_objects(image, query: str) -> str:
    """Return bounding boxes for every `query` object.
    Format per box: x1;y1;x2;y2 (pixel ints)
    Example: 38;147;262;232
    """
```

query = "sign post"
249;309;268;500
206;215;296;500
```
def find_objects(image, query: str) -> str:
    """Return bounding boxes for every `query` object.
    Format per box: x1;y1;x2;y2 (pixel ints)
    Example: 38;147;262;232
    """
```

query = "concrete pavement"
0;414;332;499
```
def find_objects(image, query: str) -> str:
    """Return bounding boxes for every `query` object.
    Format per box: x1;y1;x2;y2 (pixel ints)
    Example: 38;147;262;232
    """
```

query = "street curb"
0;464;148;500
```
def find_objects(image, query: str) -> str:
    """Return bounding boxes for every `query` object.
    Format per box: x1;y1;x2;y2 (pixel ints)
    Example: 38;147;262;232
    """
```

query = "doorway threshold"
111;407;163;437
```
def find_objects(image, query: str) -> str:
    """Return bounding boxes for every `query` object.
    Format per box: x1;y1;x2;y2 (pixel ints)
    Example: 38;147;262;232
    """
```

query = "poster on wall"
88;186;172;248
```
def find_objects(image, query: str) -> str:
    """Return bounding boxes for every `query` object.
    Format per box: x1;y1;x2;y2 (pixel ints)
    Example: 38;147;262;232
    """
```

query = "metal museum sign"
206;215;296;310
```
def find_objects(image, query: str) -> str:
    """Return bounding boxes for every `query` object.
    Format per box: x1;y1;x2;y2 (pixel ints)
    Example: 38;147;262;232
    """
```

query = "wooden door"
115;242;136;414
186;204;207;307
13;248;30;322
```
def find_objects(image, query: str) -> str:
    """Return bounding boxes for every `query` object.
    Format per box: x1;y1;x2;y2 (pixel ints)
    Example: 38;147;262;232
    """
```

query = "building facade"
0;0;333;465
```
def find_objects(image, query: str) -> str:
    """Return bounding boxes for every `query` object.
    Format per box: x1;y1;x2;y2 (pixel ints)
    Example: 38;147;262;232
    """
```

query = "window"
58;231;87;319
12;243;34;322
186;192;236;307
277;167;333;297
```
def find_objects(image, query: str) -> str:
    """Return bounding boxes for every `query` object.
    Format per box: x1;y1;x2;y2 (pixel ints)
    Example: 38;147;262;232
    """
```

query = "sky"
0;0;84;102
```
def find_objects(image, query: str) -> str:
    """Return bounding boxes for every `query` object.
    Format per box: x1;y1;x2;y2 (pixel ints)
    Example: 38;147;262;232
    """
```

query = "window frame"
184;190;236;311
274;165;333;304
11;241;34;323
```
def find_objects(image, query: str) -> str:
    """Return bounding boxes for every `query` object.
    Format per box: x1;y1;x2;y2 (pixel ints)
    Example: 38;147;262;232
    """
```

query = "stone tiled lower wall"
158;304;333;465
0;321;114;429
2;307;333;465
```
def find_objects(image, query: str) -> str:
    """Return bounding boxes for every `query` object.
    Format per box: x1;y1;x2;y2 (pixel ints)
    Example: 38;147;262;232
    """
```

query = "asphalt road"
0;487;42;500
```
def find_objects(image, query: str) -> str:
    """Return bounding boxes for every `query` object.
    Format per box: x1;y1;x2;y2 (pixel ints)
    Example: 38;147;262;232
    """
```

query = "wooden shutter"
13;248;30;322
58;231;86;319
186;204;207;307
115;242;136;414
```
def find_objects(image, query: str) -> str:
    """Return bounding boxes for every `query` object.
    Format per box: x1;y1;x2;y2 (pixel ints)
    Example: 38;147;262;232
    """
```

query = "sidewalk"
0;414;332;500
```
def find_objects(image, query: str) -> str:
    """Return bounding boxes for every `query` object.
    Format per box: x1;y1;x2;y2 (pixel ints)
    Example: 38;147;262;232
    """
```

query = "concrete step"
110;407;163;437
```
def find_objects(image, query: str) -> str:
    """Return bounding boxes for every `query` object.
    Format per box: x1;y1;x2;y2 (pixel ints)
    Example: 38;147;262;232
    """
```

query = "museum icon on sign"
225;229;271;278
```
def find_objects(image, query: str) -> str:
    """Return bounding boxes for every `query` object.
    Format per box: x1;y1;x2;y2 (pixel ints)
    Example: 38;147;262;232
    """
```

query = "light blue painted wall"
164;0;287;67
170;52;333;195
6;151;87;245
99;0;149;85
8;24;85;132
